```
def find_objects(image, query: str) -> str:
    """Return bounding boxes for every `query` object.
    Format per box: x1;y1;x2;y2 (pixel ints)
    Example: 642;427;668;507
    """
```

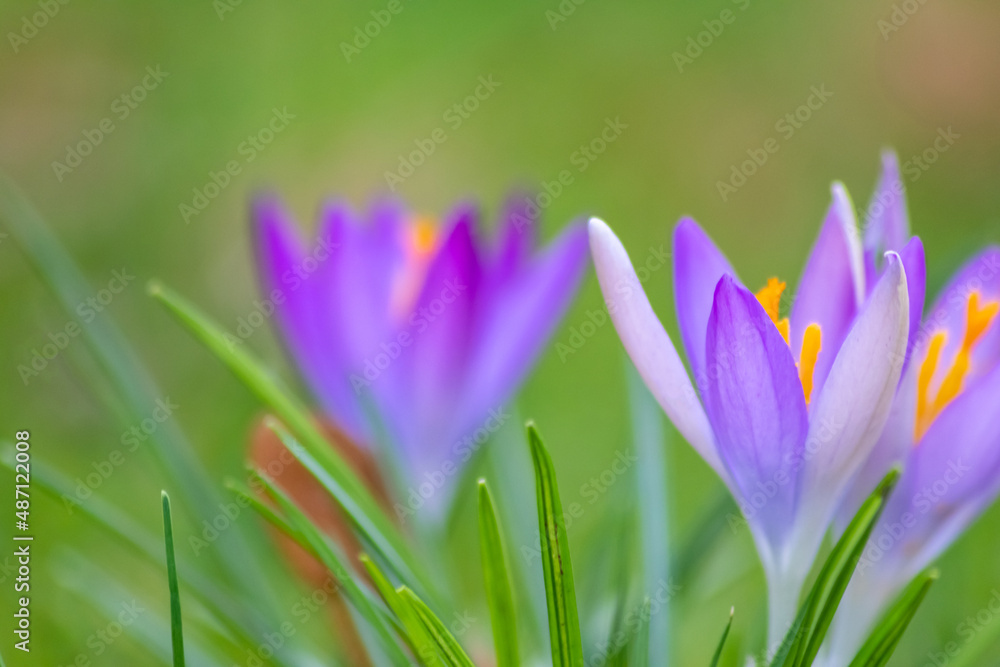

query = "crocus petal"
704;275;808;549
321;199;403;364
863;151;910;264
922;246;1000;384
253;196;372;441
459;223;589;440
588;217;722;475
898;237;926;366
832;357;919;536
792;253;909;559
789;183;866;397
390;206;483;471
672;217;737;389
883;362;1000;583
492;193;538;282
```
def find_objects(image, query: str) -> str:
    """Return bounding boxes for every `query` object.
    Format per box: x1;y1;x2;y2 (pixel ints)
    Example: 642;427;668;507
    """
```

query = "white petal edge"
831;181;867;308
588;217;723;476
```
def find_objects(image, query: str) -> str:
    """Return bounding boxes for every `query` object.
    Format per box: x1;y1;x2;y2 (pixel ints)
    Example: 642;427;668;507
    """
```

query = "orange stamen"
410;216;437;256
914;292;999;440
391;216;439;318
799;324;822;405
756;276;820;402
755;277;790;345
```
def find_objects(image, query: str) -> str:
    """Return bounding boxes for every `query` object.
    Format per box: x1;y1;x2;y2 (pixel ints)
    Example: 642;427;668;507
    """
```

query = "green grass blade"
148;282;431;593
528;422;584;667
238;473;413;667
0;178;271;596
478;480;520;667
2;450;274;655
161;492;186;667
848;569;937;667
361;554;440;666
709;607;734;667
771;467;901;667
398;587;476;667
626;361;671;666
629;597;653;667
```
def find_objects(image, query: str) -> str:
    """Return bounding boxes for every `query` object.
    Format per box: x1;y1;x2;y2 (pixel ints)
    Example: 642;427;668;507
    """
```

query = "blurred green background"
2;0;1000;664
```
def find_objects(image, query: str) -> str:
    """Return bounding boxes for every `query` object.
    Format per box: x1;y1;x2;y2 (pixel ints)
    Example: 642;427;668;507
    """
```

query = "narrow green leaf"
148;282;431;593
0;178;272;600
770;467;901;667
161;492;186;667
478;480;520;667
848;569;937;667
629;597;653;667
398;586;476;667
627;361;671;666
709;607;734;667
240;473;412;667
360;554;440;666
527;422;584;667
3;451;273;656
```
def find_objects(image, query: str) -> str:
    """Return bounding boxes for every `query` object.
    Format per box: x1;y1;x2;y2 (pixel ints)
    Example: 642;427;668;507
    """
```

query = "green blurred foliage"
2;0;1000;664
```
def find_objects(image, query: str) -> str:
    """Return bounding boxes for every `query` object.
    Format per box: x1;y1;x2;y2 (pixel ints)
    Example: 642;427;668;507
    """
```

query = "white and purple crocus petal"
588;217;724;476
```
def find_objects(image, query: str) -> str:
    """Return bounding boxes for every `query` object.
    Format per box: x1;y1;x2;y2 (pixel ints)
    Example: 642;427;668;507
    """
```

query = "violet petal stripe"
789;183;865;398
793;252;909;559
458;223;589;438
672;217;737;392
588;217;723;476
704;275;807;548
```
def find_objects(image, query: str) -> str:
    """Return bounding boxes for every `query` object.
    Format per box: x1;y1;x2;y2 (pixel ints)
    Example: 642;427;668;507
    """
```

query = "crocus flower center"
390;216;438;319
755;277;823;404
915;291;999;440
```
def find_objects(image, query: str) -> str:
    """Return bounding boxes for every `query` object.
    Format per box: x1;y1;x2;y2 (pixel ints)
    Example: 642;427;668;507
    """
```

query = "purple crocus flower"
588;166;912;645
253;196;588;517
823;165;1000;664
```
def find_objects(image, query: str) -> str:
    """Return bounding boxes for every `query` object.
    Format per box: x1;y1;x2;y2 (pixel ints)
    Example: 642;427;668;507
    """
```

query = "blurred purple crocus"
253;196;588;517
588;162;914;645
823;162;1000;664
